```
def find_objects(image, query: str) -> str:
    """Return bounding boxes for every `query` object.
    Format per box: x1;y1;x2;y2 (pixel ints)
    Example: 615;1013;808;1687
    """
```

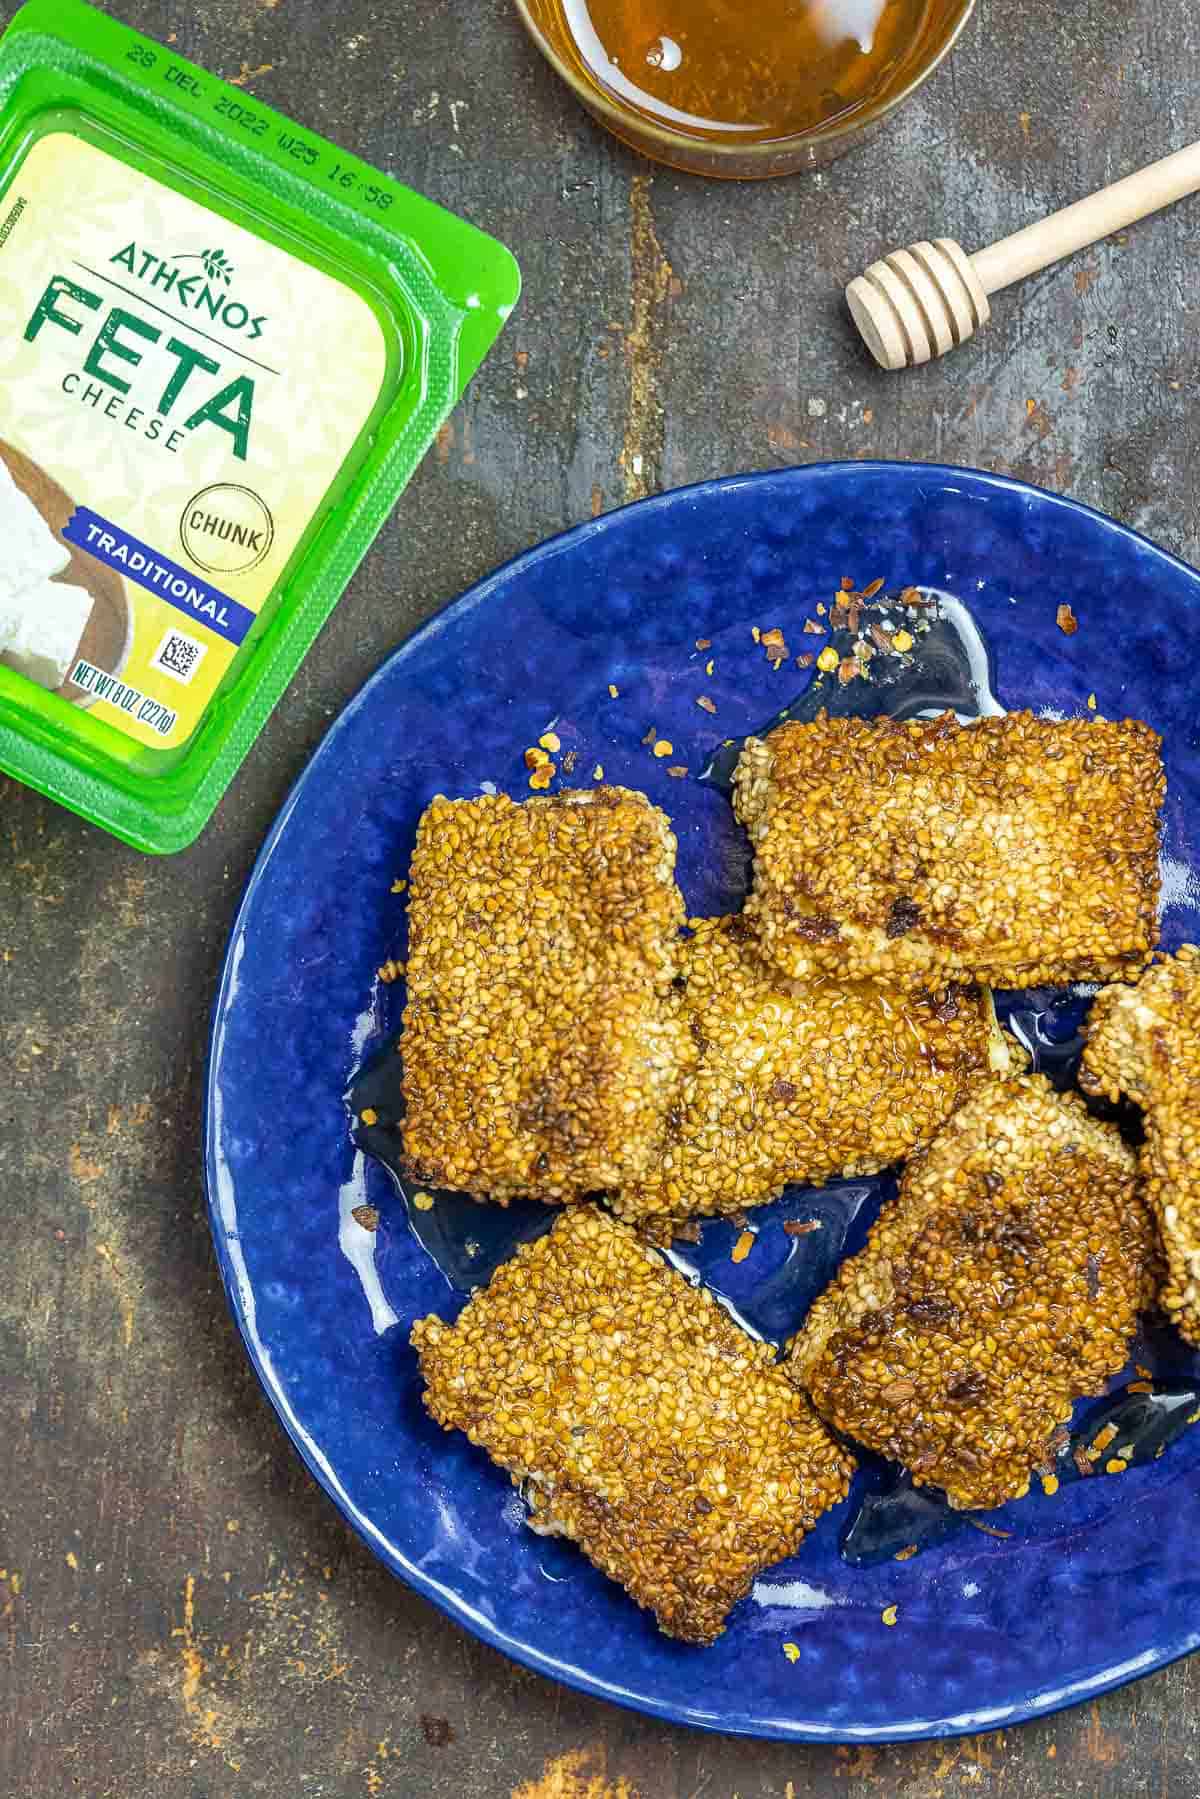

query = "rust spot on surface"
420;1714;455;1747
1084;1702;1123;1764
621;176;672;503
511;1745;640;1798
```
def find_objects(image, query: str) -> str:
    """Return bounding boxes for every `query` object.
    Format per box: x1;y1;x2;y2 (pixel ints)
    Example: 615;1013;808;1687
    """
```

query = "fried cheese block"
400;789;688;1203
412;1206;855;1644
734;712;1164;989
789;1076;1156;1510
611;915;1012;1237
1082;946;1200;1343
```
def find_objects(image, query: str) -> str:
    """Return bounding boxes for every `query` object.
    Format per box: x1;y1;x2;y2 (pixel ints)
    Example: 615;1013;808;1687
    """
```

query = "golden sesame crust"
1082;946;1200;1342
789;1075;1156;1511
400;789;688;1203
411;1205;855;1645
611;916;1012;1236
733;712;1164;989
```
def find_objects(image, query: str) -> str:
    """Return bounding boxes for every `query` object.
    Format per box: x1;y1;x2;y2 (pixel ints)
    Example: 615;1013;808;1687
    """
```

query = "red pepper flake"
561;749;578;773
967;1520;1012;1539
1089;1422;1119;1460
696;694;718;714
1056;603;1079;635
1127;1380;1153;1394
837;657;860;685
695;637;712;650
1073;1444;1095;1478
797;653;815;669
642;727;658;747
802;618;826;635
667;765;688;778
761;627;787;650
840;575;855;591
893;1544;919;1562
862;576;885;598
351;1204;380;1232
783;1219;821;1237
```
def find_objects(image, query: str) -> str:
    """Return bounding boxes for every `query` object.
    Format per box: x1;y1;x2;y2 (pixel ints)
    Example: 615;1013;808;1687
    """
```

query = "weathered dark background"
3;1;1199;1794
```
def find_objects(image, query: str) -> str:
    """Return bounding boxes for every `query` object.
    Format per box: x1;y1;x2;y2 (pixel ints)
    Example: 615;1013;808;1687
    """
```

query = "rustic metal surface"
3;1;1200;1793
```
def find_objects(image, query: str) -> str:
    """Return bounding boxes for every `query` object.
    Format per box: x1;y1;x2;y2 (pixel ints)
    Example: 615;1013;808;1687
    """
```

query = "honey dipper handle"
972;140;1200;295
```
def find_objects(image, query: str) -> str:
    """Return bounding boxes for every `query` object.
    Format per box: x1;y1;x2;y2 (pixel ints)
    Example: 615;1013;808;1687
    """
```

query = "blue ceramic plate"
205;464;1200;1742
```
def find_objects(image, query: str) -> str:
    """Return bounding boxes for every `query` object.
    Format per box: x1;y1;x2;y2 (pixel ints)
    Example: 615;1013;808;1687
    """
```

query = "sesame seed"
790;1076;1155;1511
882;1605;899;1626
1082;947;1200;1345
399;789;685;1202
608;684;619;698
610;916;1001;1236
782;1641;801;1662
733;713;1164;990
412;1207;854;1644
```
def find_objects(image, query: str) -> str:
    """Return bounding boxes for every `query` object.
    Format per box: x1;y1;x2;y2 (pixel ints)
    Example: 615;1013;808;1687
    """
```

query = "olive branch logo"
171;247;235;284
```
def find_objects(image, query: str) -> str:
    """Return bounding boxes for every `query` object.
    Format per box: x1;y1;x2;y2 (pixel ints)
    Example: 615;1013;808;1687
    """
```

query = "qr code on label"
151;629;208;685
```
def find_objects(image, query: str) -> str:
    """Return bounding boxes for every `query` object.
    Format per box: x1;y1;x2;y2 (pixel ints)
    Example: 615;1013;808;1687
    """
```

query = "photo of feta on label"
0;455;71;602
0;580;94;690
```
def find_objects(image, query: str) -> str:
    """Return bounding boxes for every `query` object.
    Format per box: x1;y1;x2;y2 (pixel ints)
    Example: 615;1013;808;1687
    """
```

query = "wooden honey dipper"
847;140;1200;369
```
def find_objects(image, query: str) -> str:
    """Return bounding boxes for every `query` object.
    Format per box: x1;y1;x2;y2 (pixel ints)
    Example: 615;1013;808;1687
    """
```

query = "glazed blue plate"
205;463;1200;1742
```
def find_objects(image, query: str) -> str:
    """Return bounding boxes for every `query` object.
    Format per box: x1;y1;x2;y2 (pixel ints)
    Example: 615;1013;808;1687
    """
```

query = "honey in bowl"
518;0;973;174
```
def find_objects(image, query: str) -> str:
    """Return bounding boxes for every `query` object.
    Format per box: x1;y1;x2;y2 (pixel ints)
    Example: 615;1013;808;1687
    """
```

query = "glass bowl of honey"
514;0;975;178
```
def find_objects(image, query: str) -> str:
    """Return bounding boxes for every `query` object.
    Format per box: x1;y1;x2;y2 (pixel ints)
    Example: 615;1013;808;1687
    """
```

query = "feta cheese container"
0;0;519;852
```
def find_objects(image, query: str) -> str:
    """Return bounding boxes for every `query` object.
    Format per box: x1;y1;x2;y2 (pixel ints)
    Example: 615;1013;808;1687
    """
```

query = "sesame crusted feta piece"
400;787;688;1203
1082;946;1200;1343
789;1075;1157;1511
412;1205;855;1644
611;915;1012;1237
733;711;1165;990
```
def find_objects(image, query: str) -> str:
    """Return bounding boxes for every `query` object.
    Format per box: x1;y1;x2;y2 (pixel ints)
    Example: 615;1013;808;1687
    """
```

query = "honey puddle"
542;0;933;140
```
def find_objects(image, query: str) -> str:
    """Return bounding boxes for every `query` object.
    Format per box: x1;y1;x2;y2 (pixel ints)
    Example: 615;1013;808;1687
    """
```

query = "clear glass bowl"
514;0;976;179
